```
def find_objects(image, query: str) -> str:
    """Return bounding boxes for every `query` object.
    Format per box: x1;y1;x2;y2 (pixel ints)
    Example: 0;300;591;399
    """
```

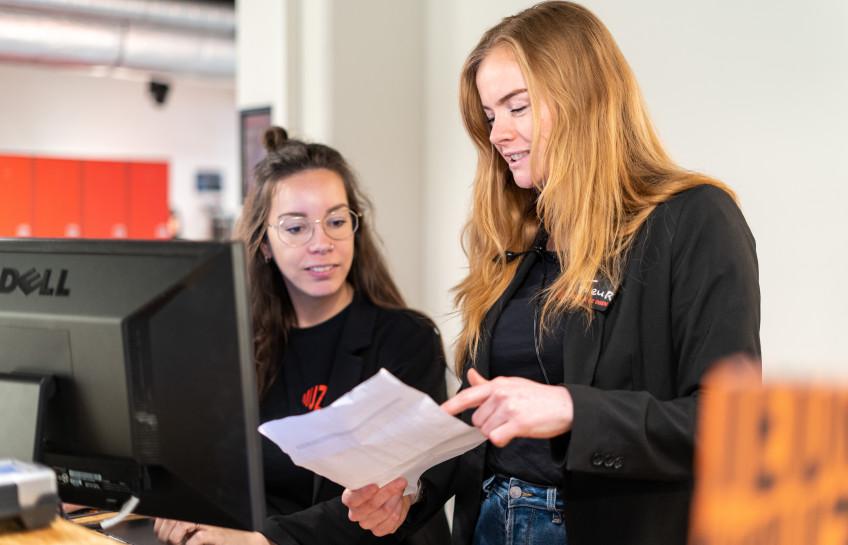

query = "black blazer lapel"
311;295;376;505
477;254;607;386
561;310;605;385
475;231;608;387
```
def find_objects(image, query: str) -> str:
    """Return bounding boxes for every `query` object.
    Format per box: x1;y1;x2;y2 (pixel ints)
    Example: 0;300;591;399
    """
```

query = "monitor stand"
0;373;59;530
0;373;54;462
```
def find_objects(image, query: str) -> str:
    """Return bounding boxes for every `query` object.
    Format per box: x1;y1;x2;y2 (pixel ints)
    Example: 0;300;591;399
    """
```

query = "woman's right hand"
341;477;411;536
61;503;89;514
153;518;200;544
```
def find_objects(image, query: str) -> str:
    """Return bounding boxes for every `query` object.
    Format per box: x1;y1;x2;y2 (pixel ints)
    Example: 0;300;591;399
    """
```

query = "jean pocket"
481;474;497;498
552;508;563;524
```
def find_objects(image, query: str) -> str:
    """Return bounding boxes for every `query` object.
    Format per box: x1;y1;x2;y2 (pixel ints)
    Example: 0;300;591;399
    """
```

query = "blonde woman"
343;2;760;545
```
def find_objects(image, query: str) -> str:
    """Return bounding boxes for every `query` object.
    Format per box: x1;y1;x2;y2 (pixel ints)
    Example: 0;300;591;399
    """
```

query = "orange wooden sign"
690;362;848;545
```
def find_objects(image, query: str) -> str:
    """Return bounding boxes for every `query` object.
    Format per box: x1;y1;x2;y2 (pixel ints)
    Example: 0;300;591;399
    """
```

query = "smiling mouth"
305;265;336;273
506;151;529;163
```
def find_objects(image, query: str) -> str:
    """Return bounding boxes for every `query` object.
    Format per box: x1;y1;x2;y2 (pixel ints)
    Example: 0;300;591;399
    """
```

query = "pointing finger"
467;368;489;387
441;383;493;416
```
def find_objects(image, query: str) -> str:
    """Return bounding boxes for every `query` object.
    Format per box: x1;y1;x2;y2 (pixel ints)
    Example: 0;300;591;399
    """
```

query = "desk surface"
0;517;159;545
0;518;114;545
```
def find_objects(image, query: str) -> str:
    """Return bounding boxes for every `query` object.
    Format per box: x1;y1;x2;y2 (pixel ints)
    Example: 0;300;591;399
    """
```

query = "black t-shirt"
259;304;351;513
486;251;565;486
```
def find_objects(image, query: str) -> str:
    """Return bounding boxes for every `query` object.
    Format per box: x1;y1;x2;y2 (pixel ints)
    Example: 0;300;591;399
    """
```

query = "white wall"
236;0;290;127
327;0;425;308
236;0;426;307
422;1;848;378
0;63;237;240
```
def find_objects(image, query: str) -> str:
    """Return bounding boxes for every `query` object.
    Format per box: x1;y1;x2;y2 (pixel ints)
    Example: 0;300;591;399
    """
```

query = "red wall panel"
0;155;33;237
2;155;168;240
82;161;128;238
33;158;82;238
128;162;169;239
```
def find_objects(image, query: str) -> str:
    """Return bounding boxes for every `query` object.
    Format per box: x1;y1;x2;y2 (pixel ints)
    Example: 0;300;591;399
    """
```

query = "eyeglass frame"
267;207;362;248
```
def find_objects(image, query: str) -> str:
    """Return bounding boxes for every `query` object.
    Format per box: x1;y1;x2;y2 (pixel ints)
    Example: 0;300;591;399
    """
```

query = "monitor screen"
0;238;265;530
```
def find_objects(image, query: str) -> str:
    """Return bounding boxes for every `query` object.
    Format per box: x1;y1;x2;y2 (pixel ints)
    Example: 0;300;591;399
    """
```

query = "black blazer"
409;185;761;545
261;296;451;545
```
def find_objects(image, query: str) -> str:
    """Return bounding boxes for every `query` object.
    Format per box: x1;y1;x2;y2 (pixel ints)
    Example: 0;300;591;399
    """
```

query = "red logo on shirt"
302;384;328;411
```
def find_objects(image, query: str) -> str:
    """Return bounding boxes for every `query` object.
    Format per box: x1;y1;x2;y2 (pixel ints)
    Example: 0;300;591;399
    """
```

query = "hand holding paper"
342;478;411;537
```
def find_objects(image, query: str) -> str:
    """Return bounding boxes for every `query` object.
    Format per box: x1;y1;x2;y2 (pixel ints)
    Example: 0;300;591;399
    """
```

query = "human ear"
259;241;273;263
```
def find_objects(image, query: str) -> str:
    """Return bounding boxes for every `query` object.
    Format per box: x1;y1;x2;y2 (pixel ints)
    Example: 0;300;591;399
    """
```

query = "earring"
263;254;272;263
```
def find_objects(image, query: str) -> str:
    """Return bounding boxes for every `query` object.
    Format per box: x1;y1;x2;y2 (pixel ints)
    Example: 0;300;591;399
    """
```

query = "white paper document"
258;368;486;495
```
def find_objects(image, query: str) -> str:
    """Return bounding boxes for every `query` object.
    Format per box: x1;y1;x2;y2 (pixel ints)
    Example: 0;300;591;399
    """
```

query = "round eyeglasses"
268;208;361;247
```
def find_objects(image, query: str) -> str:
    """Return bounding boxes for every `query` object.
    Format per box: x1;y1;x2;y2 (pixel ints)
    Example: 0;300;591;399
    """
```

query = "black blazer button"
603;455;615;468
591;453;604;467
613;456;623;469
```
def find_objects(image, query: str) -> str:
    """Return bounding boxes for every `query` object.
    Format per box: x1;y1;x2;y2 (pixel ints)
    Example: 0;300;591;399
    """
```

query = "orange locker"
0;155;33;237
128;162;169;239
33;158;82;238
82;161;129;239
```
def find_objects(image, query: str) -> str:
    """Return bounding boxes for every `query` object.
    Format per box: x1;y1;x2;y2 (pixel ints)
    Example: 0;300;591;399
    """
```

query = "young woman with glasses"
154;126;450;545
343;2;760;545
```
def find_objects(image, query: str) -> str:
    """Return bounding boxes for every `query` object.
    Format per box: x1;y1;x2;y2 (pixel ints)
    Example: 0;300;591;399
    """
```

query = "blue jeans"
472;475;567;545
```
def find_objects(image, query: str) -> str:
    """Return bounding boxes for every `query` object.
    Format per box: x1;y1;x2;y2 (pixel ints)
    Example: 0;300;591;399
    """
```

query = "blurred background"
0;0;845;379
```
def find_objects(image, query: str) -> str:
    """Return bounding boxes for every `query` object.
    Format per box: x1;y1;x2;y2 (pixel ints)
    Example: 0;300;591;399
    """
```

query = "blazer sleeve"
260;310;449;545
561;186;761;480
261;499;401;545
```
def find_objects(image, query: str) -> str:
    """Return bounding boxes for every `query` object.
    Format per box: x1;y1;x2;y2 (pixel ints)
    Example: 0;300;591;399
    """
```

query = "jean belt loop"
547;486;556;511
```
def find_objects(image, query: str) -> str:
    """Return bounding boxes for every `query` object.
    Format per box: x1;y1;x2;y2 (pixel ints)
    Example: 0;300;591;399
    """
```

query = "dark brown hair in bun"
262;126;289;152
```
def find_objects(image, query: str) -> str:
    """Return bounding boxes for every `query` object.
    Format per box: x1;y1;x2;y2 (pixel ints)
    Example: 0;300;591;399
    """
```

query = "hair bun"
263;126;289;152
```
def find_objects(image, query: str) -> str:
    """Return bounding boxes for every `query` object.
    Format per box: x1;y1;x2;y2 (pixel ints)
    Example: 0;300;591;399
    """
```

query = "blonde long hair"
454;1;733;373
234;127;406;398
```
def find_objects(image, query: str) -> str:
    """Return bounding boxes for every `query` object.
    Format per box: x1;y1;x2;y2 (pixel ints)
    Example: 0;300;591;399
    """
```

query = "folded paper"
259;368;486;495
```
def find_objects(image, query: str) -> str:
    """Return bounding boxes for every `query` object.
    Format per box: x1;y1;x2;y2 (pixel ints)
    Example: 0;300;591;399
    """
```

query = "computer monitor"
0;238;265;531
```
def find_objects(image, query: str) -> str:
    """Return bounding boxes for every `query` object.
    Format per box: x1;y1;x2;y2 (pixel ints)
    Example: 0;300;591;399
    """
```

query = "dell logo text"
0;267;70;296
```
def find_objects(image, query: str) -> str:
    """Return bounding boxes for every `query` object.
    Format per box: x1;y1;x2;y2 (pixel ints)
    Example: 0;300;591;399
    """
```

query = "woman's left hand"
153;518;269;545
183;527;268;545
341;477;411;536
441;368;574;447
